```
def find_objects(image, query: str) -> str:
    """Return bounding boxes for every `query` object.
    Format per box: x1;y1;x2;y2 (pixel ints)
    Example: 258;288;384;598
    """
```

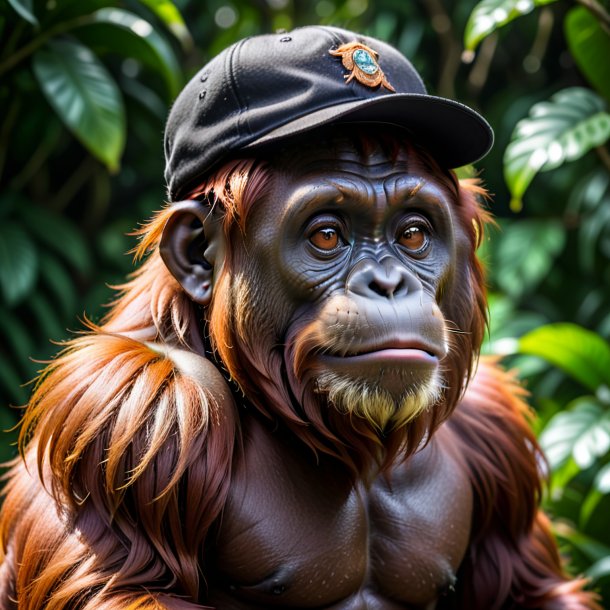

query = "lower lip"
323;348;439;365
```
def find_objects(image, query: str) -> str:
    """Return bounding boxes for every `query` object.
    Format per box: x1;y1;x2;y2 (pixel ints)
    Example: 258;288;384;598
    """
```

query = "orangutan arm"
447;358;600;610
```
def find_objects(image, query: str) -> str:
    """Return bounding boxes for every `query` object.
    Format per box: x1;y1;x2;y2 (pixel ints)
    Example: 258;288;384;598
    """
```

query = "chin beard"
313;369;443;433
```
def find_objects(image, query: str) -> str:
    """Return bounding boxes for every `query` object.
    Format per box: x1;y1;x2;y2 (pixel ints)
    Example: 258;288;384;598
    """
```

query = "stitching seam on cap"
227;39;246;139
229;38;250;139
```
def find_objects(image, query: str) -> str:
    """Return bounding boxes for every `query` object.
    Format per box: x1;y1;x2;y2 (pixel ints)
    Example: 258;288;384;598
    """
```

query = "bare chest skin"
206;417;473;610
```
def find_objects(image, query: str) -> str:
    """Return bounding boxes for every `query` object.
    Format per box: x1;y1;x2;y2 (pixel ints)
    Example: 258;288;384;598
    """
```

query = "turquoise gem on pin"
352;49;378;75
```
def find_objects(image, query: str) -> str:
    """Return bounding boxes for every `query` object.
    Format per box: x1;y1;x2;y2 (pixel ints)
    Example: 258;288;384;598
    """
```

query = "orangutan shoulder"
145;341;233;401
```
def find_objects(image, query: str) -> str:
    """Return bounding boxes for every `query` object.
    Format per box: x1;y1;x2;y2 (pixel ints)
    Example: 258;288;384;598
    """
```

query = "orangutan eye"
310;227;341;251
397;220;430;254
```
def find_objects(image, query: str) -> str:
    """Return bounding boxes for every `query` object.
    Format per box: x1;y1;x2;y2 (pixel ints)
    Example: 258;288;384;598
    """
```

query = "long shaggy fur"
0;133;600;608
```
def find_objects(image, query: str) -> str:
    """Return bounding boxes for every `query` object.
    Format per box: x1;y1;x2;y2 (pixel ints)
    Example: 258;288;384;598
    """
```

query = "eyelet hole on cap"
198;90;206;100
279;36;292;42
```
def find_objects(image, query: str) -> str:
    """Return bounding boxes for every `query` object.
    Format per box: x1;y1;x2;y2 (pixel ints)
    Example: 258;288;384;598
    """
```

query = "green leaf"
594;462;610;494
17;204;92;274
568;168;610;271
565;7;610;103
555;523;610;563
494;219;565;298
7;0;38;25
504;88;610;209
580;463;610;527
549;456;581;497
0;355;28;406
40;254;78;319
0;307;36;369
588;556;610;579
135;0;192;49
0;221;38;306
519;323;610;392
539;399;610;470
74;8;182;98
32;39;125;172
464;0;558;51
29;292;66;342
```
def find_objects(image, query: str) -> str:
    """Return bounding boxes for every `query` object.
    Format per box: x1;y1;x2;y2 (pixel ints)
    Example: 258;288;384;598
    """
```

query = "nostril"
369;280;389;297
368;276;405;298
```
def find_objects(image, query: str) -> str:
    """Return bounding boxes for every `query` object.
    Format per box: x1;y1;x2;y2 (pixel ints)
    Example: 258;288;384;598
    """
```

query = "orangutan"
0;26;599;610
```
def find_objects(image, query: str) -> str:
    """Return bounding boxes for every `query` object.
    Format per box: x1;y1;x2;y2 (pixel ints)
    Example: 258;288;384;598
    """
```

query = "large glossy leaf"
32;39;125;172
136;0;192;49
568;168;610;270
539;399;610;470
464;0;557;51
18;202;92;275
74;8;182;98
493;219;565;297
565;7;610;103
0;221;38;306
520;323;610;392
504;88;610;210
7;0;38;25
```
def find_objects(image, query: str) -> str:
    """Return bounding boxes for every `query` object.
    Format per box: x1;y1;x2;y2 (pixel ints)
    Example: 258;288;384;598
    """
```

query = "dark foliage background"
1;0;609;602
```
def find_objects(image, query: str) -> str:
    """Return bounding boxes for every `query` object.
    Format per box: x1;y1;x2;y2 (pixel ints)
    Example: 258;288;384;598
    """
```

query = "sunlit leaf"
32;39;125;172
549;456;581;496
565;7;610;103
7;0;38;25
520;323;610;392
494;219;565;297
17;203;92;274
464;0;557;51
581;463;610;526
595;462;610;494
74;8;182;98
504;88;610;209
588;556;610;579
136;0;192;49
540;399;610;471
0;221;38;306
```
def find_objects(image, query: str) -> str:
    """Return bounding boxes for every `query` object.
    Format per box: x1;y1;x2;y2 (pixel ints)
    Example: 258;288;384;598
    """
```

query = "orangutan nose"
347;257;414;300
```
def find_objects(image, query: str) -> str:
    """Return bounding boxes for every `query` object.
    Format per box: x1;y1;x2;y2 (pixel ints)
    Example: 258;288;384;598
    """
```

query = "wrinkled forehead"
268;126;456;187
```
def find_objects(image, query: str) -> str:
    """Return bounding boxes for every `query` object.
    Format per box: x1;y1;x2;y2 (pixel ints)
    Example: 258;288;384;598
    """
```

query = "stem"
468;33;498;94
421;0;462;98
0;16;90;77
48;156;96;213
10;125;59;192
575;0;610;29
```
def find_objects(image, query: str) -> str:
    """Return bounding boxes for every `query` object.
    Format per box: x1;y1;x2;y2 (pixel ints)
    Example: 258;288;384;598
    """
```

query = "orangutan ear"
159;200;226;305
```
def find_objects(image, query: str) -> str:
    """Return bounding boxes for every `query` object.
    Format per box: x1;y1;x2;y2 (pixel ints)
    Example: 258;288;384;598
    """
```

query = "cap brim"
244;93;493;169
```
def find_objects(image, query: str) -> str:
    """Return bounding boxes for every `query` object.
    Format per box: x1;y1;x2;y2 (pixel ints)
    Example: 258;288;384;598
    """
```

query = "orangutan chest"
207;422;472;609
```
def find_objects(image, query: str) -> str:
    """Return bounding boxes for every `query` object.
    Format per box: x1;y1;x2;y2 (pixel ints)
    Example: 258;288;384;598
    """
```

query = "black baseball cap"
164;25;493;201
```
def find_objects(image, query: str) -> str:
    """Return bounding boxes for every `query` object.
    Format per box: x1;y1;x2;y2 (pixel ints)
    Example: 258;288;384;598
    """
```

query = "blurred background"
1;0;609;603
